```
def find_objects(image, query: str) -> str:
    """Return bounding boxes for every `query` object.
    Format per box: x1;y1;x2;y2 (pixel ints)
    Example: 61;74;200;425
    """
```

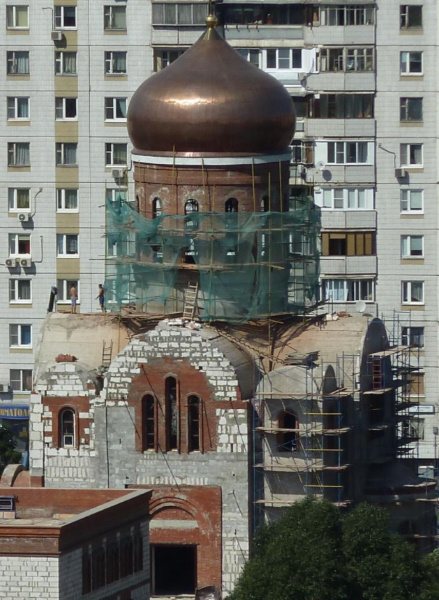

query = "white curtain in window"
64;53;76;74
65;144;77;164
17;52;29;73
17;144;29;165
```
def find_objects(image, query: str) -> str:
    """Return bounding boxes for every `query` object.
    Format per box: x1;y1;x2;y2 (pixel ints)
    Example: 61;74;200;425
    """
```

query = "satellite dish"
355;300;366;313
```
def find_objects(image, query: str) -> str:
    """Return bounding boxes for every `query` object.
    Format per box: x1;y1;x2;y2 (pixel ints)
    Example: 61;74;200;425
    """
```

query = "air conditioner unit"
51;31;63;42
0;384;9;393
5;258;14;267
20;258;32;268
18;213;30;222
112;168;126;179
395;168;407;178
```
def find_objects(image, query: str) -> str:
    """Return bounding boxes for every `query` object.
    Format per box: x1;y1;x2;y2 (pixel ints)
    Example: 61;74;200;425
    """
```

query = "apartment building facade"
0;0;437;464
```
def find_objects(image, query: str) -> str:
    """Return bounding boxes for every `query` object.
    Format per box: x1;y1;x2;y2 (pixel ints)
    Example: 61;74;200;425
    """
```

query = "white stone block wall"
0;556;59;599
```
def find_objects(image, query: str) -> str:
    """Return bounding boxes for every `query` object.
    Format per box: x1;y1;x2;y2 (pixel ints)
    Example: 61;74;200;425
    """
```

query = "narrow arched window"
152;197;162;218
261;195;269;212
277;411;297;452
60;408;75;448
142;394;155;450
188;395;200;452
184;199;199;214
165;376;178;450
225;198;238;213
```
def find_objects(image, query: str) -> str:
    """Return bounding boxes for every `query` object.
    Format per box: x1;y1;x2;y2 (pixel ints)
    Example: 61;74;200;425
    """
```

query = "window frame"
105;142;127;167
401;326;424;348
317;188;374;210
59;408;76;448
56;188;78;212
319;5;375;26
401;234;424;258
323;278;375;302
400;143;423;168
319;46;374;72
104;51;127;75
400;5;422;29
56;234;79;258
8;142;30;167
266;48;302;70
400;189;423;214
400;97;423;122
8;188;30;211
104;5;127;31
56;279;80;303
104;97;127;121
7;96;29;120
401;280;424;305
54;51;77;76
54;6;77;29
6;50;29;75
9;233;31;257
9;278;32;303
9;324;32;349
6;5;29;30
400;51;423;75
327;141;370;165
142;394;156;451
56;142;77;167
187;395;201;452
10;368;32;392
55;97;77;121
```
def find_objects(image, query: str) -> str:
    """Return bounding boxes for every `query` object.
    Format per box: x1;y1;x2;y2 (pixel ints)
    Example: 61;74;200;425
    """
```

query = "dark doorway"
152;544;197;595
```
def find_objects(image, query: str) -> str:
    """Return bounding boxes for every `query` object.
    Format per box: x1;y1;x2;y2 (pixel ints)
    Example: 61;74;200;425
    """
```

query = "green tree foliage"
0;423;21;473
230;499;439;600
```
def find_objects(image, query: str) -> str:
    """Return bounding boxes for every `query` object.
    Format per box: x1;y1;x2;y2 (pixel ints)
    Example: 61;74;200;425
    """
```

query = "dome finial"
206;13;218;30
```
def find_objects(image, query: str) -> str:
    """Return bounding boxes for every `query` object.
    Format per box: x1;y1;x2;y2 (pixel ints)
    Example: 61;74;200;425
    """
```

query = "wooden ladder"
102;340;113;368
182;282;199;321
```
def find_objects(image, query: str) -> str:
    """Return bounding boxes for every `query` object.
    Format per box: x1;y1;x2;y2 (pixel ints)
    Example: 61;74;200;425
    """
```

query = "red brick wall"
42;396;91;449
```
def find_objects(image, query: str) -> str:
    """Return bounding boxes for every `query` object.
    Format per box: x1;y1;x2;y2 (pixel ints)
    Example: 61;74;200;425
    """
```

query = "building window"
401;235;423;258
9;324;32;348
165;376;178;451
400;97;422;122
291;141;314;165
400;51;422;74
266;48;302;69
317;188;374;210
321;231;375;256
401;326;424;348
409;372;425;396
57;279;79;303
225;198;238;213
55;97;77;120
7;96;29;120
152;3;208;25
327;141;369;164
9;234;30;256
401;280;424;304
400;189;423;213
154;48;187;71
319;47;374;72
8;188;30;211
400;5;422;29
237;48;261;68
323;279;374;302
59;408;75;447
6;5;29;29
152;197;162;218
57;188;78;211
55;51;77;75
320;6;374;26
10;368;32;392
104;51;127;75
56;234;78;257
310;94;374;119
105;97;127;121
277;411;298;452
56;142;77;166
54;6;76;29
400;143;423;167
106;542;120;585
106;188;127;205
8;142;30;166
142;394;156;450
7;50;29;74
9;279;31;303
105;143;127;166
188;395;200;452
104;5;126;30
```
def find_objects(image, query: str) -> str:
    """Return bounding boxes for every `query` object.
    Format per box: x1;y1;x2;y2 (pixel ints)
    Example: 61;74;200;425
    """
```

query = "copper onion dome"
127;17;295;156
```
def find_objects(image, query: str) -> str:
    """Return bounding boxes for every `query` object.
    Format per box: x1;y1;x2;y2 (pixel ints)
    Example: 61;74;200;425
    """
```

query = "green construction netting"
105;197;320;322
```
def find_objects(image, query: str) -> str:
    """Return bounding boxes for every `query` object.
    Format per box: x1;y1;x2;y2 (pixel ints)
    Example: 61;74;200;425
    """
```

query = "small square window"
57;189;78;211
56;143;77;166
400;5;422;29
105;97;127;121
400;143;423;167
7;96;29;120
55;97;77;120
56;234;79;257
57;279;79;303
54;6;77;29
8;188;30;211
105;142;127;166
401;280;424;304
9;324;32;348
8;142;30;166
7;51;29;74
104;6;127;30
6;5;29;29
9;233;31;256
401;326;424;348
400;189;423;213
9;279;31;303
10;368;32;391
401;234;423;258
400;97;422;121
55;51;77;75
104;51;127;75
400;51;423;75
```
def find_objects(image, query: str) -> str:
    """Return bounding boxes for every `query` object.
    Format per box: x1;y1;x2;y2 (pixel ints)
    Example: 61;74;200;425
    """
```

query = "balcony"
306;119;376;138
321;210;376;230
304;25;375;47
306;71;375;92
320;255;377;276
224;24;304;42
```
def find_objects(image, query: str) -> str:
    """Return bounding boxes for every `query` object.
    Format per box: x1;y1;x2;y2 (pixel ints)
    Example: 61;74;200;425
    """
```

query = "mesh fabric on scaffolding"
105;197;320;322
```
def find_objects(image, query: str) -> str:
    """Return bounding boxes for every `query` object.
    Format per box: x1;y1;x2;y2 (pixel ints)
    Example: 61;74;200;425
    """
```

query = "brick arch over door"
128;357;218;453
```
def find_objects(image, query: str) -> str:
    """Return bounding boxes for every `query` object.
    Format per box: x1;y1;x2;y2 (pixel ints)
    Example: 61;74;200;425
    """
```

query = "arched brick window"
59;408;75;448
142;394;156;450
188;395;200;452
225;197;238;212
165;376;178;450
152;197;162;218
277;411;298;452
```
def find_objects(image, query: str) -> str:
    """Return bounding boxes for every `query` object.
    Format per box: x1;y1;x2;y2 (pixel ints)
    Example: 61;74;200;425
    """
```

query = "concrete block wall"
0;556;59;599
